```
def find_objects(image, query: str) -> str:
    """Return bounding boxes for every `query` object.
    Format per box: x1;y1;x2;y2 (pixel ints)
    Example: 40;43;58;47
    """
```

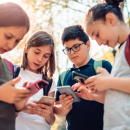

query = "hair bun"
105;0;124;6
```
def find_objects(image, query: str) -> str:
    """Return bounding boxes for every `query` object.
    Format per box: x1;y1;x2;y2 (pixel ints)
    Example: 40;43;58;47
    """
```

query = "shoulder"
59;69;71;81
102;60;112;73
49;78;57;93
60;69;70;76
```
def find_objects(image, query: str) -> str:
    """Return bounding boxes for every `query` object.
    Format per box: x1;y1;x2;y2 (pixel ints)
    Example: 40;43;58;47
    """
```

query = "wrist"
0;86;4;102
106;76;113;89
13;104;23;112
63;105;72;111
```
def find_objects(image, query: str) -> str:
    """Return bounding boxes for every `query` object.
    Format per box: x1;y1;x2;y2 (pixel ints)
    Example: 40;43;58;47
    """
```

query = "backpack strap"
93;60;103;75
125;34;130;66
43;78;53;96
4;58;14;78
59;69;70;86
13;65;21;78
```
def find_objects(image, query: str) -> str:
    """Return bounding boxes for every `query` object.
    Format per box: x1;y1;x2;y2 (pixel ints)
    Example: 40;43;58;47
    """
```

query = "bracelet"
13;104;23;112
14;109;23;112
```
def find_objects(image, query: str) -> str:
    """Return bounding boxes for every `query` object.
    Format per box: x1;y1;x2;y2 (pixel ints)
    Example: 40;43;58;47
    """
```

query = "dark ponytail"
85;0;124;25
105;0;123;6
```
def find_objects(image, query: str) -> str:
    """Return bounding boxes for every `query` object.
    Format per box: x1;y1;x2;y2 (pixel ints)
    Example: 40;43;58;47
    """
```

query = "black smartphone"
72;71;89;83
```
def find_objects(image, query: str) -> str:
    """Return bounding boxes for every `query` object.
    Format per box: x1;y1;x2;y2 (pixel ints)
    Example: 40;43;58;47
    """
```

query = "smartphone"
72;71;89;83
37;96;56;105
57;86;81;102
26;80;49;94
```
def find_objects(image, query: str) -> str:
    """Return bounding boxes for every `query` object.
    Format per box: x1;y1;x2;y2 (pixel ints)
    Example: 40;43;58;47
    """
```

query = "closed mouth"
2;49;8;53
72;56;78;59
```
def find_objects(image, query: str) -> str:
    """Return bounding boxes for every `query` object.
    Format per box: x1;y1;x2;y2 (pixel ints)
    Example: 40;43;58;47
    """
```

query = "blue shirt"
56;58;112;130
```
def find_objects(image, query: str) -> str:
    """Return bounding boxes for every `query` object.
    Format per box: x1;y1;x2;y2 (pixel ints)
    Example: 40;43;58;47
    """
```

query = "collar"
118;34;130;49
119;40;126;49
70;58;94;71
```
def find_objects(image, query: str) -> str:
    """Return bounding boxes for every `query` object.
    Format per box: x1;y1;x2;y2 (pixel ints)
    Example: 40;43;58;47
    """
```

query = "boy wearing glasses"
54;25;112;130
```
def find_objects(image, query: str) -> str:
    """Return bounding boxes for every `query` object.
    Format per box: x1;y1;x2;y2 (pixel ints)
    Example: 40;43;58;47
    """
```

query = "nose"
95;38;102;46
37;55;43;62
70;48;75;54
7;40;16;51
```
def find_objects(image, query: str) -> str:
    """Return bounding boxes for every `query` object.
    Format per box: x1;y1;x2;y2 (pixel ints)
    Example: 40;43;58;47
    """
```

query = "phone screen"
37;96;56;105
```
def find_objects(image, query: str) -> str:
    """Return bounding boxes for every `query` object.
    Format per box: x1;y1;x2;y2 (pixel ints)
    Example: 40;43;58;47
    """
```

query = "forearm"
108;77;130;93
93;91;105;104
45;110;55;126
54;102;71;118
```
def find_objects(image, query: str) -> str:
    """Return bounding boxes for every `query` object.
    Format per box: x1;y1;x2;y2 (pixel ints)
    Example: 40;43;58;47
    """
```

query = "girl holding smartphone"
15;30;57;130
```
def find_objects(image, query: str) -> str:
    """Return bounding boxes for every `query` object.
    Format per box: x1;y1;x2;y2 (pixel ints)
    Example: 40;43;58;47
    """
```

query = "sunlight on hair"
0;0;22;5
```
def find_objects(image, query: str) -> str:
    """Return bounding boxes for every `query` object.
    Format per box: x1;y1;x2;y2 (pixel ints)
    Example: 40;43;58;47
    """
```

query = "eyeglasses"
62;42;86;55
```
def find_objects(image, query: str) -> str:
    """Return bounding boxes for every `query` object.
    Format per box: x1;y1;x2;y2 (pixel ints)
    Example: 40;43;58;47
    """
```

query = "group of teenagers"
0;0;130;130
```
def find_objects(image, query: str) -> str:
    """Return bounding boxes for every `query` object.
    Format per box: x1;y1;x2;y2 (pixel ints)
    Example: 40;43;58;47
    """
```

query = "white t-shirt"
15;68;57;130
104;41;130;130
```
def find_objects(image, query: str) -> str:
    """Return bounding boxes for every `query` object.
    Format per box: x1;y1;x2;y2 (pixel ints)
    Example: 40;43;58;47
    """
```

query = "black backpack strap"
43;78;53;96
13;65;21;78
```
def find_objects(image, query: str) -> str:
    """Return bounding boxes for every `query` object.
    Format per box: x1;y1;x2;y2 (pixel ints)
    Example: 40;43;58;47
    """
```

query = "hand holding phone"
72;71;89;84
37;96;56;105
26;80;49;94
57;86;81;102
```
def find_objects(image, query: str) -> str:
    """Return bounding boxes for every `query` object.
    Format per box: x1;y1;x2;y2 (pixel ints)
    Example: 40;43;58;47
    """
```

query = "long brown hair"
21;30;55;79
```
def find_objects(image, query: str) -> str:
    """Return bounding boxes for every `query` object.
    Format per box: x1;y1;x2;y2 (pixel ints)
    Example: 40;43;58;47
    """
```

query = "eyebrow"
7;32;22;41
36;48;41;52
65;43;82;48
36;49;51;55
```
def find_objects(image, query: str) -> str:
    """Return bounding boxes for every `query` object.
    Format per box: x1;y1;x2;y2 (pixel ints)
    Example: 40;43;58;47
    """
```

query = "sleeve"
55;76;62;101
48;79;57;94
102;60;112;74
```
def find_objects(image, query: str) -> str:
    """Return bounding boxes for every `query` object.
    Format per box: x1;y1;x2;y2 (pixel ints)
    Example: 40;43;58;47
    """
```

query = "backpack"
4;58;14;78
60;60;103;86
13;65;52;96
125;34;130;66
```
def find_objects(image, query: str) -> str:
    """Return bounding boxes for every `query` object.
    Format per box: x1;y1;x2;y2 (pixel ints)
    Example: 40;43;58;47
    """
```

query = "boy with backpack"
54;25;112;130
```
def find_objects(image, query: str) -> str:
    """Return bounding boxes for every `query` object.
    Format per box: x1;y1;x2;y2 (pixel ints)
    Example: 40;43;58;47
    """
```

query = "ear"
105;13;116;26
24;44;28;53
86;40;90;51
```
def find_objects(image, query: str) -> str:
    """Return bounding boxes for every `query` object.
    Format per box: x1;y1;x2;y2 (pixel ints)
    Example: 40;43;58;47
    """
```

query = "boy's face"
64;38;90;68
0;26;27;54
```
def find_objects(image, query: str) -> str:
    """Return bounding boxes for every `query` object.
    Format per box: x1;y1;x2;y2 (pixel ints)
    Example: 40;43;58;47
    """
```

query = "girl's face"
86;20;119;48
26;45;52;73
0;26;27;54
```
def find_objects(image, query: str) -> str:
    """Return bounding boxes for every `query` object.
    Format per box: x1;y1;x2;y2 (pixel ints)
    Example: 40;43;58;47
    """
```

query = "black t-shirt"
56;58;112;130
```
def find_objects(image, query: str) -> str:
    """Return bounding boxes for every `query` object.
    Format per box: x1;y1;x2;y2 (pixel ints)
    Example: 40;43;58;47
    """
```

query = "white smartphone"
37;96;56;105
57;86;81;102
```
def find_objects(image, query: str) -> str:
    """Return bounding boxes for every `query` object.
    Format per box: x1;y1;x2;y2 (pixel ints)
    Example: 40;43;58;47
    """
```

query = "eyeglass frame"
62;42;86;55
